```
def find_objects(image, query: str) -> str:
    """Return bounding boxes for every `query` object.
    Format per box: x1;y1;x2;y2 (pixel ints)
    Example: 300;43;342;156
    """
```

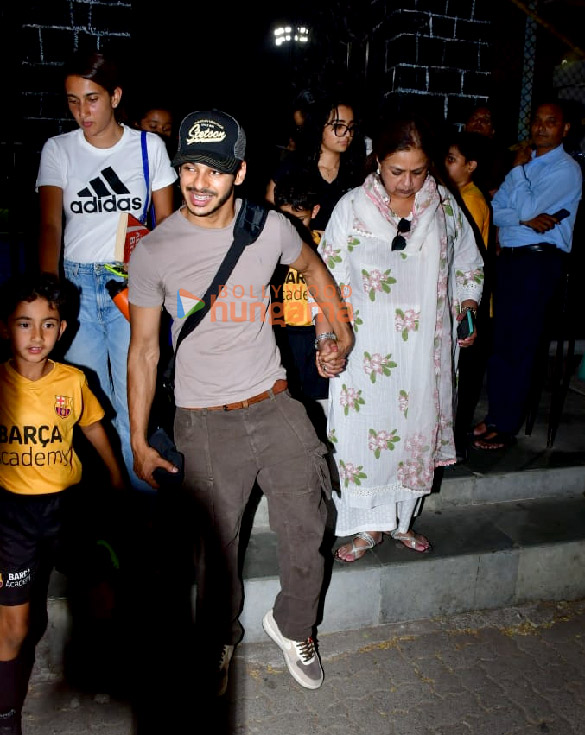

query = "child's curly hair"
1;271;66;322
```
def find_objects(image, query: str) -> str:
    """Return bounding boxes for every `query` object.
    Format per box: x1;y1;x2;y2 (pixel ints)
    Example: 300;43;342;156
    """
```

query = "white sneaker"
217;644;234;697
262;609;323;689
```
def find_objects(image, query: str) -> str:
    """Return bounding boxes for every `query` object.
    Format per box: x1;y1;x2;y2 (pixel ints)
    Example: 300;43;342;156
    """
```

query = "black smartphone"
551;208;570;221
457;309;474;340
149;427;185;486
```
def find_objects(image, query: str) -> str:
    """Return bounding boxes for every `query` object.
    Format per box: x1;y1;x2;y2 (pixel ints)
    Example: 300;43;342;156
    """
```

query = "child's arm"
81;420;126;490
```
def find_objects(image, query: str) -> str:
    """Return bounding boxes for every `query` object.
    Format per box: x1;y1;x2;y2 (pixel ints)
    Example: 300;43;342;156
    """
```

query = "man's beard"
182;182;235;218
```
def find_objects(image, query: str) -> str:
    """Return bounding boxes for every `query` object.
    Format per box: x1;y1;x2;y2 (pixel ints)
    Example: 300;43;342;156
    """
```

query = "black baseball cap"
172;109;246;174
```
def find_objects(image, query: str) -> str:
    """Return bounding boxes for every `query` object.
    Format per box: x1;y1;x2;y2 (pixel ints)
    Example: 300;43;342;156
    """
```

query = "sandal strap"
390;530;430;550
390;530;406;541
355;531;378;549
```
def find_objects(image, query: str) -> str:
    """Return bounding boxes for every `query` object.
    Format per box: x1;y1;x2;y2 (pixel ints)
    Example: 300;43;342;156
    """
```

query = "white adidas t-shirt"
35;125;177;263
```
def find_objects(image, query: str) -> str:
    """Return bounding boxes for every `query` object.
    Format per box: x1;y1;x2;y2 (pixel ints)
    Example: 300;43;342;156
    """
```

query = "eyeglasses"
325;121;357;137
391;218;411;251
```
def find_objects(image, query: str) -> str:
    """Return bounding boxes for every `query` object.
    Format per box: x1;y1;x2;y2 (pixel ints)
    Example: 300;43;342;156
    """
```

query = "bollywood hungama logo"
175;283;353;326
177;289;205;319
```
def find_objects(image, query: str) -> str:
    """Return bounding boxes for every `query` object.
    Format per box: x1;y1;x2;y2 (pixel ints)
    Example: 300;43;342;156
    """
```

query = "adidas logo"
177;289;204;319
70;167;143;215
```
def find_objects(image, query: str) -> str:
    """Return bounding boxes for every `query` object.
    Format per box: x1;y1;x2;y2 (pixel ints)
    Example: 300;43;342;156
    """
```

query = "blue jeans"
63;261;152;492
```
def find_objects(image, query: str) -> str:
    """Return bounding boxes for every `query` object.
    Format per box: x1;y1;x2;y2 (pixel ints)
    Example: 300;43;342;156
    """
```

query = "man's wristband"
315;332;337;350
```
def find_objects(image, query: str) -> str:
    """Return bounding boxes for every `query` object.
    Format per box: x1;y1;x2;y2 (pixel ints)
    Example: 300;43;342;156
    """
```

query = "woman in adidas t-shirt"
35;49;177;491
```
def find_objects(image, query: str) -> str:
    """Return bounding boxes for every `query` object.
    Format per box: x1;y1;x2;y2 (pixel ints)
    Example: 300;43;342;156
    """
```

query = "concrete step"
39;382;585;677
237;494;585;641
247;379;585;532
41;492;585;680
248;463;585;532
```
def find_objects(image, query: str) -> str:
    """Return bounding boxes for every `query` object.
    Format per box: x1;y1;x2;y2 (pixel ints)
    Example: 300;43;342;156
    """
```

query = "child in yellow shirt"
445;131;491;251
444;131;494;462
273;171;329;439
0;272;124;735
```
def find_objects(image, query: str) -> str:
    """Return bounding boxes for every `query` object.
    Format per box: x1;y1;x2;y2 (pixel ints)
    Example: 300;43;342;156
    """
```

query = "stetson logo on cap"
172;109;246;174
186;120;227;145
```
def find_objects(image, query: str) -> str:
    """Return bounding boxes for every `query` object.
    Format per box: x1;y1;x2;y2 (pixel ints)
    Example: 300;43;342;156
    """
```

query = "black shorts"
0;487;64;606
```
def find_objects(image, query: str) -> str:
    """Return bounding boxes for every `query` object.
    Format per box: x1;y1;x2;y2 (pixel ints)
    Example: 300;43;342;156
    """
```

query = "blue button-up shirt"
492;144;582;253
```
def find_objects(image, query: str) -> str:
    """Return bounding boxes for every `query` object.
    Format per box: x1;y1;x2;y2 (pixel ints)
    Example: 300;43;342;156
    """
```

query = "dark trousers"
485;248;566;435
174;389;329;644
454;296;493;443
131;390;330;732
275;326;329;441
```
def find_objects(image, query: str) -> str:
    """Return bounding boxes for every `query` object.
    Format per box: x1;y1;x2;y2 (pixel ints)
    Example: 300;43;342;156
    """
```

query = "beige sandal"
334;531;384;563
390;530;431;553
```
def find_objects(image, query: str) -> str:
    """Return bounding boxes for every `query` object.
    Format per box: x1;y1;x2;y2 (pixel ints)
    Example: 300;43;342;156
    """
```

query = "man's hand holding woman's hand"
316;338;348;377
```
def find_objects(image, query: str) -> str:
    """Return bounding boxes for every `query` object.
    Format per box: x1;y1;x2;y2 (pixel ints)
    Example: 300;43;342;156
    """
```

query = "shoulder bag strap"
140;131;155;228
163;199;269;385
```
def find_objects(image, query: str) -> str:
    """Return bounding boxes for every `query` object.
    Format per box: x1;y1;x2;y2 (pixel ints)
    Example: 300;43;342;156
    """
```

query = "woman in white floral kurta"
314;116;484;561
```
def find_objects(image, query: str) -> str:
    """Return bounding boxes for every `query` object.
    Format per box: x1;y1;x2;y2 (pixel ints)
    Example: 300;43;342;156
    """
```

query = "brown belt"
191;379;288;411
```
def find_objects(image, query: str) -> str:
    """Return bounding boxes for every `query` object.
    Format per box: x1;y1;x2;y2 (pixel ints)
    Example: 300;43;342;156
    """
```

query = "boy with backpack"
273;170;330;439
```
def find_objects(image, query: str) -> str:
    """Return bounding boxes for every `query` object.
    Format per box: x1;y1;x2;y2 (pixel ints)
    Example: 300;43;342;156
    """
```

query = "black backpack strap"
175;199;269;353
239;198;271;242
162;199;269;386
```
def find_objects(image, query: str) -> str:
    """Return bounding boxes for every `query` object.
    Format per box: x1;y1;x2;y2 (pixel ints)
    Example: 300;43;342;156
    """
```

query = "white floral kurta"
319;178;484;536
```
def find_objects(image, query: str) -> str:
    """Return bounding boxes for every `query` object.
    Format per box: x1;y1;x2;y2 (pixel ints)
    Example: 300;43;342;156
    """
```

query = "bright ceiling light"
273;24;310;46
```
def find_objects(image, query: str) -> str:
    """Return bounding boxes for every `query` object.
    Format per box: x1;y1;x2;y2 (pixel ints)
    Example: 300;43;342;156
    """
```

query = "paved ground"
23;596;585;734
22;374;585;733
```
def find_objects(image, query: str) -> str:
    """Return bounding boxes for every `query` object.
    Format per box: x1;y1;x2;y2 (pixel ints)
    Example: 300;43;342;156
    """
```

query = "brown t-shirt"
128;201;302;408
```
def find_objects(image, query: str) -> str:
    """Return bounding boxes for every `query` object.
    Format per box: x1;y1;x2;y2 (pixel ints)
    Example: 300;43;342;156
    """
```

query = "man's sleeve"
275;212;303;265
494;157;582;227
492;168;522;227
128;236;165;308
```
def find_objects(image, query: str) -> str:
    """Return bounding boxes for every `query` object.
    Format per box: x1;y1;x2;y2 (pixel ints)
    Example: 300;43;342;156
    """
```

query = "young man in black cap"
127;110;353;699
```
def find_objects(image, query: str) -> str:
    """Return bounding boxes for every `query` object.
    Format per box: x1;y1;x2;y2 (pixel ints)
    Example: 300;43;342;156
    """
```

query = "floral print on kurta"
319;175;484;537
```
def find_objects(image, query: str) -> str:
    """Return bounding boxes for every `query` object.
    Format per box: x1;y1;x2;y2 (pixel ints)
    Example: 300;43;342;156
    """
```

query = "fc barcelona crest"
54;395;72;418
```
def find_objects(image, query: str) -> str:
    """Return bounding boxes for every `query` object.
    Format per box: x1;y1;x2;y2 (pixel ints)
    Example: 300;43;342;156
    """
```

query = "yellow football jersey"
0;360;104;495
282;230;322;327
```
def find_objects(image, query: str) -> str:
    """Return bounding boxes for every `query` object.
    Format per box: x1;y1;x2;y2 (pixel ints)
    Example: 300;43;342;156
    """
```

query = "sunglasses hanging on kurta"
391;218;411;251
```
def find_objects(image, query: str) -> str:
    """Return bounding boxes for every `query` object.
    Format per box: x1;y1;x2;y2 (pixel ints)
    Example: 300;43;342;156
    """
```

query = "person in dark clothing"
464;103;514;198
266;94;366;235
272;170;330;440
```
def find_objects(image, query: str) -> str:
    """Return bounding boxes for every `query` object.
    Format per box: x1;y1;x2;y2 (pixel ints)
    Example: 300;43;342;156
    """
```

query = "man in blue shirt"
473;100;582;450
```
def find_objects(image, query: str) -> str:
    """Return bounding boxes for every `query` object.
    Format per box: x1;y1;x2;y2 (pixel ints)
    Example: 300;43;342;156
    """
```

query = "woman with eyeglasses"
266;94;366;235
314;113;484;561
